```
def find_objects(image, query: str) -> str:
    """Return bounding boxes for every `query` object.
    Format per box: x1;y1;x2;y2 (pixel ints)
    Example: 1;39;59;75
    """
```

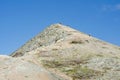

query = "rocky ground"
0;24;120;80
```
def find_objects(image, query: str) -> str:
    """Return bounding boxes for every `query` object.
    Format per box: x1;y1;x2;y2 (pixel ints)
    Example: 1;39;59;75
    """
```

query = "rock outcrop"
0;55;65;80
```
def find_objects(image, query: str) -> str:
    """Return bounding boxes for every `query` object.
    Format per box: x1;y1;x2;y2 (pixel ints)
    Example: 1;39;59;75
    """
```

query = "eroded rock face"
0;55;64;80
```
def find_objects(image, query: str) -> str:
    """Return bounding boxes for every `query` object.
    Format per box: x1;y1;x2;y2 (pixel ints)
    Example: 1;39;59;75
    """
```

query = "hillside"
1;24;120;80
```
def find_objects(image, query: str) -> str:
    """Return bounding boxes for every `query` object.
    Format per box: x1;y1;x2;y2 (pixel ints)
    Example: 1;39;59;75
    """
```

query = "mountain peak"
49;23;64;27
7;24;120;80
11;24;78;57
46;23;77;32
11;24;120;58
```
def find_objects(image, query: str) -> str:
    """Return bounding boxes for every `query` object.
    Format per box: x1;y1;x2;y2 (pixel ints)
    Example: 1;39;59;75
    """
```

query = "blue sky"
0;0;120;55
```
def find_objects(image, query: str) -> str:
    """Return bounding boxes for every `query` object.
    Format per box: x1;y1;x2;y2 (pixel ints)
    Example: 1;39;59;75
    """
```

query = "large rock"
0;55;65;80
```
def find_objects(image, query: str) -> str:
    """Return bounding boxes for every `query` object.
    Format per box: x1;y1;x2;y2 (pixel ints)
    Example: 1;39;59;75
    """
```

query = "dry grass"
41;52;104;80
63;66;102;80
42;59;103;80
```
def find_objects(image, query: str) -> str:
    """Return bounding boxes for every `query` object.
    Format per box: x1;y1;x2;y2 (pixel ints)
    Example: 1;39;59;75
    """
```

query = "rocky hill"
1;24;120;80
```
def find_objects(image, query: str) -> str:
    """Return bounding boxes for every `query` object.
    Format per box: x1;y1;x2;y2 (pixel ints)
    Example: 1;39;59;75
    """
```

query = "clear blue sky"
0;0;120;55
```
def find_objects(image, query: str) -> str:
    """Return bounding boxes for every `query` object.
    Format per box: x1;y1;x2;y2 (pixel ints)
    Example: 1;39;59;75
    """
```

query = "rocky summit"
1;24;120;80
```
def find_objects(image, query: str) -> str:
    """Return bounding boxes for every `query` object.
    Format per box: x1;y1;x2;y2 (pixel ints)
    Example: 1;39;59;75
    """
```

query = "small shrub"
85;40;89;43
42;60;64;68
70;40;83;44
52;48;58;51
96;54;104;57
12;52;24;57
102;46;107;49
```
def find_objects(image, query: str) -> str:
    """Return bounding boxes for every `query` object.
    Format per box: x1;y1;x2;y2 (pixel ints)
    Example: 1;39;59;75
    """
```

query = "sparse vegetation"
63;66;102;79
12;52;24;57
41;53;104;80
42;60;64;68
96;54;104;57
42;59;103;79
85;40;89;43
102;46;107;49
52;48;58;51
70;40;83;44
